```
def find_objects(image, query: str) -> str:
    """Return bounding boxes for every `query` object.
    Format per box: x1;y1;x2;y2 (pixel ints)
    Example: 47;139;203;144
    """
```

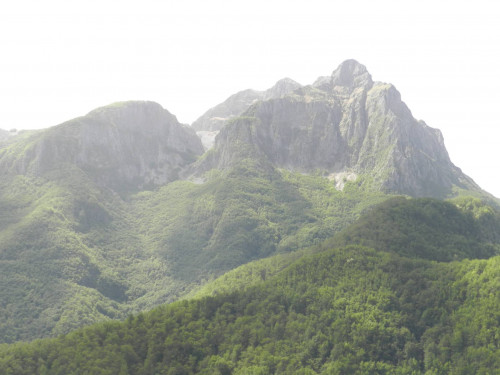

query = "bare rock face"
0;128;20;144
191;78;302;133
0;101;204;191
0;129;9;142
191;89;262;133
194;60;479;198
263;77;303;100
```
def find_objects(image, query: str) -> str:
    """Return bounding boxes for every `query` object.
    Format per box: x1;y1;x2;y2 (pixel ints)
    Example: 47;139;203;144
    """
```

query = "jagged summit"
191;78;301;132
0;63;484;199
193;60;373;135
263;77;301;100
191;61;480;198
330;59;373;88
312;59;373;91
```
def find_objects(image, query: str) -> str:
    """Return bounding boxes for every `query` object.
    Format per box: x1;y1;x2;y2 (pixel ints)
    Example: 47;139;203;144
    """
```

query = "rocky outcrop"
193;60;479;198
0;101;204;191
263;77;303;100
0;128;20;144
192;78;302;133
0;129;9;142
0;62;481;198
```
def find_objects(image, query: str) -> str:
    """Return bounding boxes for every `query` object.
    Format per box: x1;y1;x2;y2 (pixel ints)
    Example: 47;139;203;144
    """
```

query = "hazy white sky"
1;0;499;197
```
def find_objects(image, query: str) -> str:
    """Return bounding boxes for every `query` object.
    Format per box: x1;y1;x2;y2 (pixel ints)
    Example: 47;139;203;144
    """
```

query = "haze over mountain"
0;101;204;192
192;78;302;132
193;78;302;150
193;60;479;198
0;60;497;351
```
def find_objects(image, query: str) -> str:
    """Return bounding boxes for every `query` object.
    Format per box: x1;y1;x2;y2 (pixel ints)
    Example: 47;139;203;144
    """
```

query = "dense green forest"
185;196;500;299
0;197;498;374
0;156;388;342
1;67;499;372
330;196;500;261
0;247;497;374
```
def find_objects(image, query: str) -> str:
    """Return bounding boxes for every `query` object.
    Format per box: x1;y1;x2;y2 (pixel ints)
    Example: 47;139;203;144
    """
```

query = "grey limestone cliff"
192;78;302;133
0;101;204;191
0;128;20;144
193;60;479;198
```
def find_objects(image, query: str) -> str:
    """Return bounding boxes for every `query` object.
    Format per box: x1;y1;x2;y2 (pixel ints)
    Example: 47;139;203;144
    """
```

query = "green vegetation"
188;195;500;302
330;196;500;261
1;134;498;346
1;69;499;372
0;245;497;374
0;148;389;343
1;165;499;372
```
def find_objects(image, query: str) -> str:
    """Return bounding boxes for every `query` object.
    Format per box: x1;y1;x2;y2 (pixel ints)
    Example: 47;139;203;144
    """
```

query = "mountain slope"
193;60;479;198
330;196;500;261
0;102;207;342
192;78;302;132
185;196;500;300
0;60;494;345
0;131;388;343
0;101;204;192
1;243;498;374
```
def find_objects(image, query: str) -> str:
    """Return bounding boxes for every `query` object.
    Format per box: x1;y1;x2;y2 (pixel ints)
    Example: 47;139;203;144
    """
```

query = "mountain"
0;102;207;342
1;197;498;374
0;60;495;345
0;129;11;142
192;77;302;133
193;60;478;198
0;101;204;192
192;78;301;150
0;100;389;343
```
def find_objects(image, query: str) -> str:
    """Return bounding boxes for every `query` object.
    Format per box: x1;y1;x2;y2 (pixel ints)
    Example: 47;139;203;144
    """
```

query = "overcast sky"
1;0;499;197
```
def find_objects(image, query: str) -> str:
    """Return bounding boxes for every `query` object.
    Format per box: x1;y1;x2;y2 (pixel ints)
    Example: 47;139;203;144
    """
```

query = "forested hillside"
0;147;388;342
1;248;498;374
0;60;498;372
0;197;499;374
330;196;500;261
186;196;500;299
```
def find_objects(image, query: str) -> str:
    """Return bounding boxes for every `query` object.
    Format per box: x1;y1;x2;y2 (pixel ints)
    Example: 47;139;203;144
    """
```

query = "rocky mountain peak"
192;61;479;198
263;77;302;100
86;101;178;127
331;59;373;89
192;78;302;133
0;101;204;192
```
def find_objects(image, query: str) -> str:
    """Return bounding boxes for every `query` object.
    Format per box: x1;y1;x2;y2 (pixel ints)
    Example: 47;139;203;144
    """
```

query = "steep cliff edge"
193;60;479;198
0;101;204;191
192;78;302;149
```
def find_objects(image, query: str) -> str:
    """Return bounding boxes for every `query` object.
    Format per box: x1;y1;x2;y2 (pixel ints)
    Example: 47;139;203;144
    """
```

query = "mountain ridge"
0;60;486;199
0;101;204;192
192;77;302;133
0;60;496;346
191;60;479;198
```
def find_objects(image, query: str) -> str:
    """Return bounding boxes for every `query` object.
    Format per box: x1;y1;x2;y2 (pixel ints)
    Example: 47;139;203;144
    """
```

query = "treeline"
0;245;498;374
330;196;500;261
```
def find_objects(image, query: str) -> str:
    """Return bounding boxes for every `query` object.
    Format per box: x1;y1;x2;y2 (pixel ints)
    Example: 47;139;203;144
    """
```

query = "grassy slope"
0;152;388;343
